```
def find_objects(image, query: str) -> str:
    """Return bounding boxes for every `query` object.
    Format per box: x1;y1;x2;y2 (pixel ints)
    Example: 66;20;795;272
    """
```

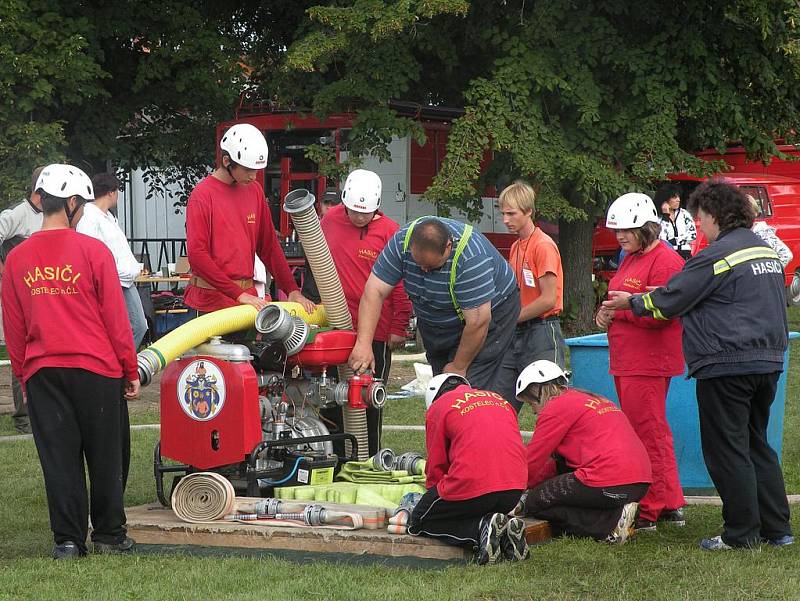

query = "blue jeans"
419;288;520;402
123;285;148;348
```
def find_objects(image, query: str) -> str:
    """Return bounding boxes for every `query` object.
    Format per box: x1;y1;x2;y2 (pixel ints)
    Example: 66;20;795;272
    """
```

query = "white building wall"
117;168;196;270
356;137;411;226
343;136;499;230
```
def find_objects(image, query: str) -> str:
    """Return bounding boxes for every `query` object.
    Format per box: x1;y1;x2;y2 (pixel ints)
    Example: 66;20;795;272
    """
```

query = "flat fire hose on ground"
336;461;426;485
171;472;364;530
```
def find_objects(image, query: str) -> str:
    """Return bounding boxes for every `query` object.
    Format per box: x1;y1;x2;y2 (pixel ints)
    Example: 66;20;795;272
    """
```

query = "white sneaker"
605;502;639;545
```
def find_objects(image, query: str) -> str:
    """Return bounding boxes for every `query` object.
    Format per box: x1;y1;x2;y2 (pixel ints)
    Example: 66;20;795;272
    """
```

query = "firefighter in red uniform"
183;123;315;314
2;164;140;559
305;169;412;454
516;361;651;544
596;193;686;531
407;373;529;565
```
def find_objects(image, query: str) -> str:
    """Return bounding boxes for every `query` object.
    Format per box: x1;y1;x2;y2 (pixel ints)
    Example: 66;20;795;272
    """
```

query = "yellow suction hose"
284;189;369;460
137;302;327;386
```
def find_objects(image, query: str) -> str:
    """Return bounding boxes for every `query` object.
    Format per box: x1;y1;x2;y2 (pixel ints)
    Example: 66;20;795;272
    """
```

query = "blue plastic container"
565;332;798;492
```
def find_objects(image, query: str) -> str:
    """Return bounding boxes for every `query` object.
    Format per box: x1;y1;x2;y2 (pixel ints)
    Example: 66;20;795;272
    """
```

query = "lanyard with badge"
514;235;536;288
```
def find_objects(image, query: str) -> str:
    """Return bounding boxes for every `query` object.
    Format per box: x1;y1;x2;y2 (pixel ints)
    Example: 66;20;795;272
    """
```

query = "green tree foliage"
0;0;313;208
279;0;473;167
0;0;105;203
4;0;800;331
285;0;800;329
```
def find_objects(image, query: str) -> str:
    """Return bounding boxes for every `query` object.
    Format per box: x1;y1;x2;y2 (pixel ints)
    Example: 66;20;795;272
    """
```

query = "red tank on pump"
160;352;261;470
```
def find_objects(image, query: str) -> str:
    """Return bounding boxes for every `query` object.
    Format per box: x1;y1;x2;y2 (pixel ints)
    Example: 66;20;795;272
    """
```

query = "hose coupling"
347;373;387;409
137;350;161;387
256;305;309;356
304;504;327;526
394;452;426;476
370;448;396;471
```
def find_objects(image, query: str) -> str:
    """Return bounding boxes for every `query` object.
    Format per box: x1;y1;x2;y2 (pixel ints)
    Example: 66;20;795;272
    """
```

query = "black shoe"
52;541;84;560
475;513;508;566
658;508;685;526
763;534;794;547
501;516;530;561
93;536;135;554
634;518;657;532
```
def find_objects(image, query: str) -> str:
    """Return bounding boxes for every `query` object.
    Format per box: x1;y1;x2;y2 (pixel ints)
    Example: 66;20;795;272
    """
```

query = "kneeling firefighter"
516;361;652;544
407;373;529;565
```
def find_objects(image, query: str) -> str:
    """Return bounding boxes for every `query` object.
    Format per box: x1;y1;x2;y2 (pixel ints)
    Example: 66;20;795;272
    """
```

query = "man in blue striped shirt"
348;217;520;400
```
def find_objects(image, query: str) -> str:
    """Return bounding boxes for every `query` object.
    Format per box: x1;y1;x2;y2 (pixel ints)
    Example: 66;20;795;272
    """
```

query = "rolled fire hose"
137;302;328;386
171;472;236;523
171;472;362;529
284;189;369;460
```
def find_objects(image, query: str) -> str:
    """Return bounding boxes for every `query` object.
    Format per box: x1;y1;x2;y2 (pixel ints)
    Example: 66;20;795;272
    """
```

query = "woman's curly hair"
687;179;754;233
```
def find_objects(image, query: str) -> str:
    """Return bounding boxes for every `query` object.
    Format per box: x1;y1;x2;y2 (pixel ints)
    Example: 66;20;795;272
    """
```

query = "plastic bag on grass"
398;363;433;396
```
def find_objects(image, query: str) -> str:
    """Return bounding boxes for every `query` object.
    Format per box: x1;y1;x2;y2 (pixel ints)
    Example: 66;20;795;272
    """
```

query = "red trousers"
614;375;685;522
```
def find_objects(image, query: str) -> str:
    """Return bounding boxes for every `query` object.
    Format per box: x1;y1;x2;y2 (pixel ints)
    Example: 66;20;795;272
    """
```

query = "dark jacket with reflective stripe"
630;228;788;377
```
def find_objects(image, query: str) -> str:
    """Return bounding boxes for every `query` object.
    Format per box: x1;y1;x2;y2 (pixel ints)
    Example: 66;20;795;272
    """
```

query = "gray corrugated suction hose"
284;189;368;459
342;406;369;460
284;189;353;330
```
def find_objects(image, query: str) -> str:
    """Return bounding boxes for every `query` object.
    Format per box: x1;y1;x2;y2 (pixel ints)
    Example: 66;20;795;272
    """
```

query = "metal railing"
130;238;187;272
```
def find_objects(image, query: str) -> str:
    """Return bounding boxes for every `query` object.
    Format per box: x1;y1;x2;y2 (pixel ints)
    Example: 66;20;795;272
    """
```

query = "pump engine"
154;305;385;506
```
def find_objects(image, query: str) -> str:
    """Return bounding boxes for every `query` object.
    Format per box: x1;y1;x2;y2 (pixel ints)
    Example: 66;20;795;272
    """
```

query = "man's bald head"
409;219;451;255
408;219;453;272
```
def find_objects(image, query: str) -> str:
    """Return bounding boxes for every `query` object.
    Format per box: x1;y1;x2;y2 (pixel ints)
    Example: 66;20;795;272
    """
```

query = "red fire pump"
154;305;386;506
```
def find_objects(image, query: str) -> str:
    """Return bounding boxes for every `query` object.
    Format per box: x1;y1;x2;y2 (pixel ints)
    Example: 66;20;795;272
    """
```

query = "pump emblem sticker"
178;360;226;421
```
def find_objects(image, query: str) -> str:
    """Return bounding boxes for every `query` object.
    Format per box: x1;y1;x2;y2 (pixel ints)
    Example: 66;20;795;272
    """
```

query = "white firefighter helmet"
516;360;569;400
219;123;269;170
425;372;470;410
342;169;382;213
35;164;94;200
605;192;659;229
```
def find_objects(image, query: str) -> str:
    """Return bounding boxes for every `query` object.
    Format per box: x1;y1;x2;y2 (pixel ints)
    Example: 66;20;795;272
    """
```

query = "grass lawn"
2;313;800;600
2;427;800;600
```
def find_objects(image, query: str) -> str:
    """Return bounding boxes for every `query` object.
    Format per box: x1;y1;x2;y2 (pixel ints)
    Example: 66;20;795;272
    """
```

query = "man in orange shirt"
497;181;566;411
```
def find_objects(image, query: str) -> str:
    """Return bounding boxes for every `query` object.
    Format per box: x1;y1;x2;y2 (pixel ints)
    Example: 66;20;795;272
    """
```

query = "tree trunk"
558;216;596;336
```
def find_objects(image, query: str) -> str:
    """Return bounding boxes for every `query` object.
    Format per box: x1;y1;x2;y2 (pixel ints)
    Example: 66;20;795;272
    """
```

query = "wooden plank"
524;519;552;544
126;504;551;561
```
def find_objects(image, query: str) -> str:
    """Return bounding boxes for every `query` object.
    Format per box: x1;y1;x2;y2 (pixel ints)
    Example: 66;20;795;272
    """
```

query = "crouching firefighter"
407;374;529;565
515;361;652;544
